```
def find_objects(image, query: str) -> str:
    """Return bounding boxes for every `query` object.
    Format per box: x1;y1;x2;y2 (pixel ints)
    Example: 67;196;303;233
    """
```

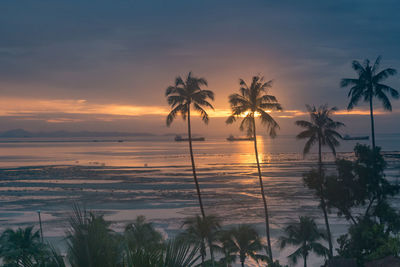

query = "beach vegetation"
226;75;282;261
341;56;399;148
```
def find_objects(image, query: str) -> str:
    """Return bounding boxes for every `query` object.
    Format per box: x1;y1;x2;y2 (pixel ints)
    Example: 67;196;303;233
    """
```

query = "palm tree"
295;104;344;258
226;75;282;260
296;105;344;161
214;230;237;267
165;72;214;218
0;226;47;266
279;216;328;267
124;215;163;252
66;205;121;267
124;237;200;267
229;225;264;267
179;214;221;266
341;56;399;148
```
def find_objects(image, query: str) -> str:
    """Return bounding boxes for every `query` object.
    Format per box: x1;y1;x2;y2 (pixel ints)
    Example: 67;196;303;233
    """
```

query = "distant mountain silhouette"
0;129;155;138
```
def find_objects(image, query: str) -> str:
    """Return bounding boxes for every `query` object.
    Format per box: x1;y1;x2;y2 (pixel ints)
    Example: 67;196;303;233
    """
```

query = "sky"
0;0;399;136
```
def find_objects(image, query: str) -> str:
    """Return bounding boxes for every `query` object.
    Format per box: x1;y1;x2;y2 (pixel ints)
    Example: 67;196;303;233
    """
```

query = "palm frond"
373;68;397;83
166;104;186;126
375;90;393;111
258;109;279;138
340;78;359;88
371;55;382;74
193;103;209;124
295;120;314;129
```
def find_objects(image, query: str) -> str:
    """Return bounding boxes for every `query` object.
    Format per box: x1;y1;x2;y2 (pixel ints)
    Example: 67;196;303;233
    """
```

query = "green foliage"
0;226;47;266
337;219;400;265
325;144;400;265
165;72;214;126
226;75;282;137
179;215;221;265
341;56;398;112
279;216;328;267
124;215;164;252
296;104;344;157
214;230;237;266
214;225;265;267
226;74;282;261
66;205;122;267
229;225;264;266
325;144;399;223
0;226;65;267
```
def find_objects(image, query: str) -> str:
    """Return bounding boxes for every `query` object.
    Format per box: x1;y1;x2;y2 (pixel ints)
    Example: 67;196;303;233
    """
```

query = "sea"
0;134;399;266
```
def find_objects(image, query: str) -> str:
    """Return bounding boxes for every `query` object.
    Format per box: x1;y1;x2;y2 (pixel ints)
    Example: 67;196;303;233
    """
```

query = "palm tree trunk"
241;261;245;267
252;117;273;261
303;254;307;267
188;105;213;266
187;104;206;218
369;96;376;149
318;136;333;258
321;198;333;258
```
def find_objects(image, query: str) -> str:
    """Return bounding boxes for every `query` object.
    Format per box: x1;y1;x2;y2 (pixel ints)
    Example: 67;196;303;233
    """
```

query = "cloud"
0;0;399;132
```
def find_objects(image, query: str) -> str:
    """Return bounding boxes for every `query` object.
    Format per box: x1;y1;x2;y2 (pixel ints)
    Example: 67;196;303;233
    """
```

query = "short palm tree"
341;56;399;148
226;75;282;261
125;237;200;267
214;230;237;267
66;205;121;267
279;216;328;267
295;104;344;258
229;225;264;267
124;215;163;252
179;214;221;266
0;226;47;266
165;72;214;218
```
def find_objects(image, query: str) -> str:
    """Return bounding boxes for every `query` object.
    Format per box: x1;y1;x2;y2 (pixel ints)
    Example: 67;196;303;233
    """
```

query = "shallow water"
0;134;399;266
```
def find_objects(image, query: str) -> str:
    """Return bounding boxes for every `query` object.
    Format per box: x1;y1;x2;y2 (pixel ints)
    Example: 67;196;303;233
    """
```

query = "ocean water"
0;134;399;266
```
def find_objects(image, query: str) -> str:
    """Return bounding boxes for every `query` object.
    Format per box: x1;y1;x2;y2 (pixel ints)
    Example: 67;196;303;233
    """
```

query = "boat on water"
226;135;254;141
342;134;369;141
174;135;205;142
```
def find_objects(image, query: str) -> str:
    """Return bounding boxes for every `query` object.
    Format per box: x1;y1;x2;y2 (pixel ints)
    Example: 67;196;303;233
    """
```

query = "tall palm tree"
279;216;328;267
165;72;214;218
179;215;221;266
226;75;282;261
341;56;399;148
229;225;264;267
295;104;344;258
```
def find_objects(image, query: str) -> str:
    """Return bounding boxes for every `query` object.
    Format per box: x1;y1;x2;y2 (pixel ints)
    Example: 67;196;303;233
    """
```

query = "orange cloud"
0;97;397;124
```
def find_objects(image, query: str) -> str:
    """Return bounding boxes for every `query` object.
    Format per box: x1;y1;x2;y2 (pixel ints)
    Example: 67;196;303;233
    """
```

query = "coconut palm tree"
226;75;282;260
229;225;264;267
0;226;48;266
66;205;122;267
165;72;214;218
124;215;163;252
296;105;344;160
124;237;200;267
214;230;237;267
279;216;328;267
341;56;399;148
295;104;344;258
179;215;221;266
